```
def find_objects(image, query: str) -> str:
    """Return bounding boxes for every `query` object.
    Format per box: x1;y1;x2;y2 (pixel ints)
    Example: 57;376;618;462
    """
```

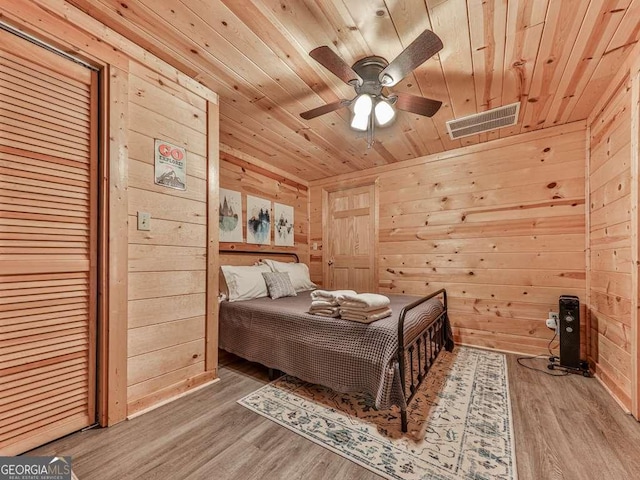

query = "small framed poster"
247;195;271;245
219;188;243;242
154;139;186;190
274;203;294;246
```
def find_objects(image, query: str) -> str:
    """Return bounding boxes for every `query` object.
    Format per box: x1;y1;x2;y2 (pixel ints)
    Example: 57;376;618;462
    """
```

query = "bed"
219;250;454;432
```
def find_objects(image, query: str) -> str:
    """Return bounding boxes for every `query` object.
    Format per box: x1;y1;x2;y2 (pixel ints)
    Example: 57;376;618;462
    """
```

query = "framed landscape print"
246;195;271;245
219;188;243;242
274;203;294;246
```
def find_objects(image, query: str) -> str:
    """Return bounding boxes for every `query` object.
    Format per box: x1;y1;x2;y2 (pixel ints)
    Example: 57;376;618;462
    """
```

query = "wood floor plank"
28;351;640;480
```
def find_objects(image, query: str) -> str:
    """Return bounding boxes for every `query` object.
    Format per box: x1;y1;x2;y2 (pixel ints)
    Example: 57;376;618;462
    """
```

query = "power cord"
516;330;570;377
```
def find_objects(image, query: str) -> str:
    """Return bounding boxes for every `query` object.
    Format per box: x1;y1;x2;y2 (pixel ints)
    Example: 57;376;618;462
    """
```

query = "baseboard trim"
127;372;219;420
593;372;632;415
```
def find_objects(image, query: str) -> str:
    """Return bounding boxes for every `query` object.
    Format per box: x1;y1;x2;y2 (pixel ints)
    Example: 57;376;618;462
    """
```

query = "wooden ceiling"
66;0;640;181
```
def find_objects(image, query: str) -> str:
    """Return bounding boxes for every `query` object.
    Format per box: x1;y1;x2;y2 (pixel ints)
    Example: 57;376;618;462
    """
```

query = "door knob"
327;260;334;266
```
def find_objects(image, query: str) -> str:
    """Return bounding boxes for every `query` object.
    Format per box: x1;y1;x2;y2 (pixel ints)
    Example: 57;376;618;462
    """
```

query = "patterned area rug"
238;347;517;480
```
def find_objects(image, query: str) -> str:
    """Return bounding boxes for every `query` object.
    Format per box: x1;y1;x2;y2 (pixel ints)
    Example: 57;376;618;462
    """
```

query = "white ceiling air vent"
446;102;520;140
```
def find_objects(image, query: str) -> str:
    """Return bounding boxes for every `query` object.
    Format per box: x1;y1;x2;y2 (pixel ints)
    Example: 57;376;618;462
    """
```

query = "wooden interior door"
0;29;98;454
325;183;377;292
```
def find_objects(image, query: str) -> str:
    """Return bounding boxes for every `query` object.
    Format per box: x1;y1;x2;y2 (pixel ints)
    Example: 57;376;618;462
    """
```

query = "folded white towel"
310;299;336;308
337;293;390;310
308;307;340;318
311;289;357;304
309;305;338;313
341;307;392;324
339;306;391;317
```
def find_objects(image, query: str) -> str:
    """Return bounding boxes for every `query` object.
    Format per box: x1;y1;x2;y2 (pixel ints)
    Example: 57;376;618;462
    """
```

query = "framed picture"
154;139;186;190
246;195;271;245
219;188;243;242
274;203;294;246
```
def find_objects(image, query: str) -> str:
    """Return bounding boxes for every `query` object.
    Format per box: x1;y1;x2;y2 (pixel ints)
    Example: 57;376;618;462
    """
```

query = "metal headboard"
219;249;299;263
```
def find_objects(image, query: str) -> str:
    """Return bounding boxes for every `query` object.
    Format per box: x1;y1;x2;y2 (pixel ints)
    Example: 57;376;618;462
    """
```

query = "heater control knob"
566;326;573;333
565;315;574;323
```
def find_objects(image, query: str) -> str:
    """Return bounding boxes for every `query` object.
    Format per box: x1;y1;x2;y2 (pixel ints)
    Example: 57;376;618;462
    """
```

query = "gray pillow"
262;272;297;299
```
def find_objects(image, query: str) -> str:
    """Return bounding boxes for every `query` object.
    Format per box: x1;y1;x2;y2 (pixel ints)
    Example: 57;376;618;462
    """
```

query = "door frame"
321;177;380;291
0;24;107;447
96;64;129;426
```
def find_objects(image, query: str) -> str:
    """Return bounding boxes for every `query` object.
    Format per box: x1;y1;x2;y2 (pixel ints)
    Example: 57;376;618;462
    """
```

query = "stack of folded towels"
308;289;356;317
337;293;392;324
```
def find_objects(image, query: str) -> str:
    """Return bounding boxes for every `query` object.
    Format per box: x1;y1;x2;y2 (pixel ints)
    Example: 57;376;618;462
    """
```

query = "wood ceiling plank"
218;113;340;179
218;100;324;163
568;0;640;122
314;0;435;157
468;0;507;112
240;0;395;165
544;0;631;128
500;0;548;138
72;0;369;173
519;0;590;134
189;0;379;164
426;0;480;146
183;0;350;113
380;0;449;154
559;0;632;123
218;0;353;102
130;0;384;170
25;0;640;180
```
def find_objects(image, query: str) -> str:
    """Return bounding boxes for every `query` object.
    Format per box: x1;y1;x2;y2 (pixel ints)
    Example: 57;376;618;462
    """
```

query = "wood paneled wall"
586;54;640;412
310;124;587;356
0;1;220;425
219;149;309;264
126;63;217;415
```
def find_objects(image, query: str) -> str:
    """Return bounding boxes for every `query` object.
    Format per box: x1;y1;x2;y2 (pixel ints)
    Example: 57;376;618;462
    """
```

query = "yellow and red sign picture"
154;139;186;190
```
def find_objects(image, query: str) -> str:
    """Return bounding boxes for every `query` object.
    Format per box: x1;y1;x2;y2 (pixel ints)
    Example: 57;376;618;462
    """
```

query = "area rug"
238;347;517;480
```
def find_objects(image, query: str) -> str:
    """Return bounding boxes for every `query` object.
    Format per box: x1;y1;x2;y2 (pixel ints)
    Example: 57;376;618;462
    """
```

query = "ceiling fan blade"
310;46;363;85
393;93;442;117
300;99;351;120
379;30;443;87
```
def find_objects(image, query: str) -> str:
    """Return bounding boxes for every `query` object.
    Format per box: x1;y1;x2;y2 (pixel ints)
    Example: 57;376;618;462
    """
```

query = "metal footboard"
397;288;450;432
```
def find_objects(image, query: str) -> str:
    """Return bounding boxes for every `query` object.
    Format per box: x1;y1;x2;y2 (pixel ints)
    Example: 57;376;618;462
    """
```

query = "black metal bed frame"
219;249;450;434
219;248;299;263
397;288;450;432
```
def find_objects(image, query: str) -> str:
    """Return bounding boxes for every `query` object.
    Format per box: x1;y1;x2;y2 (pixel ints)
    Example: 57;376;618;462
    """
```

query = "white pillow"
220;264;272;302
262;259;316;292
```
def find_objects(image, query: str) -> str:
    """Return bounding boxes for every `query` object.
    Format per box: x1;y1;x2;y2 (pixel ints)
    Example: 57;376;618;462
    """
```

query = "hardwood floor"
29;351;640;480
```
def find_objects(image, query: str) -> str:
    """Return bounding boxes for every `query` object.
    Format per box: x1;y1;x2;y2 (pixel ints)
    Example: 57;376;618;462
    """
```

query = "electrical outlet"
546;312;559;330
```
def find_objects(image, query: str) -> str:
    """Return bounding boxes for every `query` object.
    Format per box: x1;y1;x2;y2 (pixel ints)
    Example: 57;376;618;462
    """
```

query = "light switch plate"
137;211;151;231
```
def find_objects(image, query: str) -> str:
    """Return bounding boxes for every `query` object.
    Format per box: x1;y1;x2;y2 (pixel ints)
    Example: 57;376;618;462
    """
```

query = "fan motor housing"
352;56;388;96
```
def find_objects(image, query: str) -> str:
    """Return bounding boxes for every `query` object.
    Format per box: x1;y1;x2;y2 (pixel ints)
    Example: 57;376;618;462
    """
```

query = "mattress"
219;291;453;409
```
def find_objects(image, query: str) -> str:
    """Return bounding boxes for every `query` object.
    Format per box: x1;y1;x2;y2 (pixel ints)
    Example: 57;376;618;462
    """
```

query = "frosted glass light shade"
350;113;369;131
351;94;372;131
353;94;373;115
375;100;395;126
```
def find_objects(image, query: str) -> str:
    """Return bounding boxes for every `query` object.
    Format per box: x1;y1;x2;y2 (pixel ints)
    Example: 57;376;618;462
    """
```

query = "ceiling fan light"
350;112;369;131
375;100;395;126
353;94;373;116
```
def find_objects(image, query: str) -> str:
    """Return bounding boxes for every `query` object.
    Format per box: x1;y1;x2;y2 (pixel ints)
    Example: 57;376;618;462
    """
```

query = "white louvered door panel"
0;29;98;455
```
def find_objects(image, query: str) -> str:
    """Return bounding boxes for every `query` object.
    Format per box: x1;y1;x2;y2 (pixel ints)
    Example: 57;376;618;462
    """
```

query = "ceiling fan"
300;29;444;146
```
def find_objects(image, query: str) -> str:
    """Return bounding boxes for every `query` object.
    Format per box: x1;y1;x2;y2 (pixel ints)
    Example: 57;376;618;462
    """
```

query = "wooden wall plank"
587;72;634;412
310;124;587;356
124;65;214;415
101;65;128;427
206;101;220;374
630;66;640;417
219;152;310;266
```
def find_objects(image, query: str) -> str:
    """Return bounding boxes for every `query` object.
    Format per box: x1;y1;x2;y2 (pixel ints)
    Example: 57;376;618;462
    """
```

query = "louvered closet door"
0;29;98;455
